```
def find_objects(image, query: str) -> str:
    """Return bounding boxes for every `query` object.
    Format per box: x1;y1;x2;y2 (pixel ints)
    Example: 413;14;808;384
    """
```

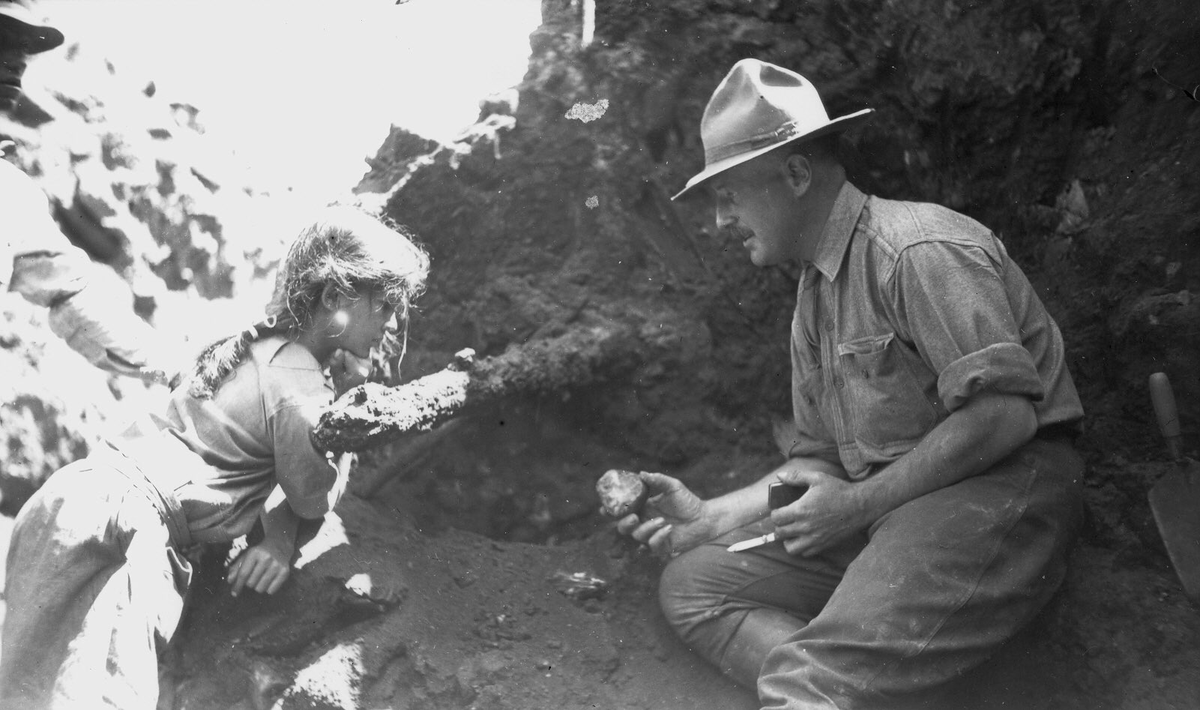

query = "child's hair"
178;205;430;399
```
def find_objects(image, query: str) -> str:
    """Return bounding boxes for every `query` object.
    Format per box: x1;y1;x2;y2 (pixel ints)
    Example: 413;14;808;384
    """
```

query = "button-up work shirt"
789;182;1083;479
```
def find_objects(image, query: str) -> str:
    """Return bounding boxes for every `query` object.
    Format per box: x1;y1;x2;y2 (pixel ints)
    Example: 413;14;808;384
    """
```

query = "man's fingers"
776;467;820;487
631;517;669;544
616;513;670;545
638;471;681;494
647;524;675;558
615;513;641;536
782;536;808;557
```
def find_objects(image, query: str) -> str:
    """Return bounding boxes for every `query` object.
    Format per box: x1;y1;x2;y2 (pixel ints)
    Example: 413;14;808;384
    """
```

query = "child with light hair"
1;205;430;709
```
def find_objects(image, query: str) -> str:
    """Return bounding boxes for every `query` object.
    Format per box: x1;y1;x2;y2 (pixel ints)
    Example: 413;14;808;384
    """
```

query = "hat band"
705;121;809;164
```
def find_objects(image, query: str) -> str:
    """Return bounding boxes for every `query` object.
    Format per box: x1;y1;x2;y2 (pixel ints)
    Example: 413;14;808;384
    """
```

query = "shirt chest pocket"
836;332;939;454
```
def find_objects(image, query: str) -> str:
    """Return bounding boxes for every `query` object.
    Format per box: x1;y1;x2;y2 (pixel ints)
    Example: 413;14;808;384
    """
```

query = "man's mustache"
723;225;754;242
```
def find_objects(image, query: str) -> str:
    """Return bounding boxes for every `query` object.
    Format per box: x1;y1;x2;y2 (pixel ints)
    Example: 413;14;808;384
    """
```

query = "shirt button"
823;320;833;332
835;377;845;389
861;369;870;379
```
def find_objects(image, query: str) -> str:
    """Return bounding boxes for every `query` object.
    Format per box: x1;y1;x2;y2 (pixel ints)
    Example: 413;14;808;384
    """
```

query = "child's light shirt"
116;335;346;543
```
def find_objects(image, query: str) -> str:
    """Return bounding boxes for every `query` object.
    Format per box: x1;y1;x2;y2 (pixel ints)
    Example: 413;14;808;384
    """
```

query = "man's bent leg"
758;438;1085;710
659;518;864;688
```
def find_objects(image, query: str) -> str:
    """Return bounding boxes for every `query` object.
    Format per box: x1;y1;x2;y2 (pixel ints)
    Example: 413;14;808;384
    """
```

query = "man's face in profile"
0;20;34;112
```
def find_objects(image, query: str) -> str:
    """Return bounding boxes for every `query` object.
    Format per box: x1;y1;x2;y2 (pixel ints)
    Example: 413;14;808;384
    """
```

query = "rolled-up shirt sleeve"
269;399;348;519
4;161;168;376
890;240;1045;413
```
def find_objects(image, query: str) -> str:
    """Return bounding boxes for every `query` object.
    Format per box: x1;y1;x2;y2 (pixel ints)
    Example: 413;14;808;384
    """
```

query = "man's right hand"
615;472;711;559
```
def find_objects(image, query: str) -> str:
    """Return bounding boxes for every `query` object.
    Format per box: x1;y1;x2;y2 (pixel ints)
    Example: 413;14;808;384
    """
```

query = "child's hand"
329;348;371;396
227;543;291;596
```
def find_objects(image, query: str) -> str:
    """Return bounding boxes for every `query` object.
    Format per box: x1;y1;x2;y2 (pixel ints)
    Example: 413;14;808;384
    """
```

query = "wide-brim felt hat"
0;0;63;54
673;59;873;200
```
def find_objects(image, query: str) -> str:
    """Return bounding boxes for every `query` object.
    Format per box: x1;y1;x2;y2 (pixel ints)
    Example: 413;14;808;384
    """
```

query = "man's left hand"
769;468;874;557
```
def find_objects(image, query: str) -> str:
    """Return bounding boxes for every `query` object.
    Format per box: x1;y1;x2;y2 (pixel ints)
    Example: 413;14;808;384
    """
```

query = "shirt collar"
809;181;867;282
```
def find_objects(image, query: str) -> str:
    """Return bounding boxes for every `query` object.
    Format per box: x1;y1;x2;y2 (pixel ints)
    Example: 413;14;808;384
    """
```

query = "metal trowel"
1148;372;1200;600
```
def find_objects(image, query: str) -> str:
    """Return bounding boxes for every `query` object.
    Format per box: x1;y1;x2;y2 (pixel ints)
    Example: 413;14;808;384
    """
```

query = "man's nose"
384;311;400;333
715;205;736;231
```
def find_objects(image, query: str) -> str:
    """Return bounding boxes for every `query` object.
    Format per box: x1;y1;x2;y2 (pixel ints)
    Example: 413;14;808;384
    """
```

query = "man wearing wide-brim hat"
1;0;169;382
617;58;1085;708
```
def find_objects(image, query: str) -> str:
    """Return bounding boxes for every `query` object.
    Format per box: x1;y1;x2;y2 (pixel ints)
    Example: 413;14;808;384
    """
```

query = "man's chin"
747;248;773;268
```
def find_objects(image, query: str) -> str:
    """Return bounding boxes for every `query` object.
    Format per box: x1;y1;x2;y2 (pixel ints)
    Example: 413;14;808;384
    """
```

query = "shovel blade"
1149;463;1200;600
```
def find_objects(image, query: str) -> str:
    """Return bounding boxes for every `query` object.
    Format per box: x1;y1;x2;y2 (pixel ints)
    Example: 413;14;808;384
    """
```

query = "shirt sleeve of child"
270;400;345;519
263;349;347;520
889;239;1045;413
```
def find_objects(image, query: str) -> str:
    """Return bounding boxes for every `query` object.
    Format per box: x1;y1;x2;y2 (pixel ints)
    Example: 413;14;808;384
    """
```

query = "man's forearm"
12;251;170;380
856;391;1038;522
707;455;846;535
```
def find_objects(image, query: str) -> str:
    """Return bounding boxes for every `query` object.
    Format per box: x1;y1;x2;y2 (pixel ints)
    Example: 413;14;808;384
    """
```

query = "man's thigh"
660;518;863;636
758;438;1085;709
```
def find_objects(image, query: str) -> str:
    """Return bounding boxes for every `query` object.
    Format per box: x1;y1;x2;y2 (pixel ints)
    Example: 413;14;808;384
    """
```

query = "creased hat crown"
673;59;872;200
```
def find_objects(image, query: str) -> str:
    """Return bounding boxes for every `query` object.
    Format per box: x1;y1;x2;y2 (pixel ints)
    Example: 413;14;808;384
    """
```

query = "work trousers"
0;453;192;710
658;437;1084;710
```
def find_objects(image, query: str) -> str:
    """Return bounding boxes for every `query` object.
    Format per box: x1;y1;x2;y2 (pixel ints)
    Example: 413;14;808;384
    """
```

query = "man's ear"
782;153;813;197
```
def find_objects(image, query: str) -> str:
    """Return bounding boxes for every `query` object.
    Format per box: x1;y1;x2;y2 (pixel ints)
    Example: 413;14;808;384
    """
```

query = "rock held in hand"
596;469;649;518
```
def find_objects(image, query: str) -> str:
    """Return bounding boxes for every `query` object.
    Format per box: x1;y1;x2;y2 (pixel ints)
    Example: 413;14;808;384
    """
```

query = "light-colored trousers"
1;455;192;710
659;437;1085;710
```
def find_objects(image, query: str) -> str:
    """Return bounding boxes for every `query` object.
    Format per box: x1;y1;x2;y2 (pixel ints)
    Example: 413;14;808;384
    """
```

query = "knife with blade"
727;532;778;552
726;482;807;553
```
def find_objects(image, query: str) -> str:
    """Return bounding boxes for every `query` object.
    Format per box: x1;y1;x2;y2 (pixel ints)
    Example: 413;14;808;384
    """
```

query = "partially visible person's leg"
1;459;191;710
658;517;865;688
51;489;191;710
757;438;1085;710
0;460;125;708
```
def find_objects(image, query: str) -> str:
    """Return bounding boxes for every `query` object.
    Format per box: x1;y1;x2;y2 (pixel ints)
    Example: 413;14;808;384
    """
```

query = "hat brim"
671;108;874;201
0;7;64;54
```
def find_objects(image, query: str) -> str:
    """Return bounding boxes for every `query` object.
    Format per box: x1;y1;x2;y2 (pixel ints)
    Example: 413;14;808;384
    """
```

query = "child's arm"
227;485;298;596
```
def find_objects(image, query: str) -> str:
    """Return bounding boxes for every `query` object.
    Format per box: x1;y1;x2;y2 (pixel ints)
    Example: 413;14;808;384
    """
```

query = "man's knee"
657;539;748;647
658;545;724;643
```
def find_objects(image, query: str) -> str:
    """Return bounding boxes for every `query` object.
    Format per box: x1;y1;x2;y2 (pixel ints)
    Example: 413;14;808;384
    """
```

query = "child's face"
335;289;398;359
